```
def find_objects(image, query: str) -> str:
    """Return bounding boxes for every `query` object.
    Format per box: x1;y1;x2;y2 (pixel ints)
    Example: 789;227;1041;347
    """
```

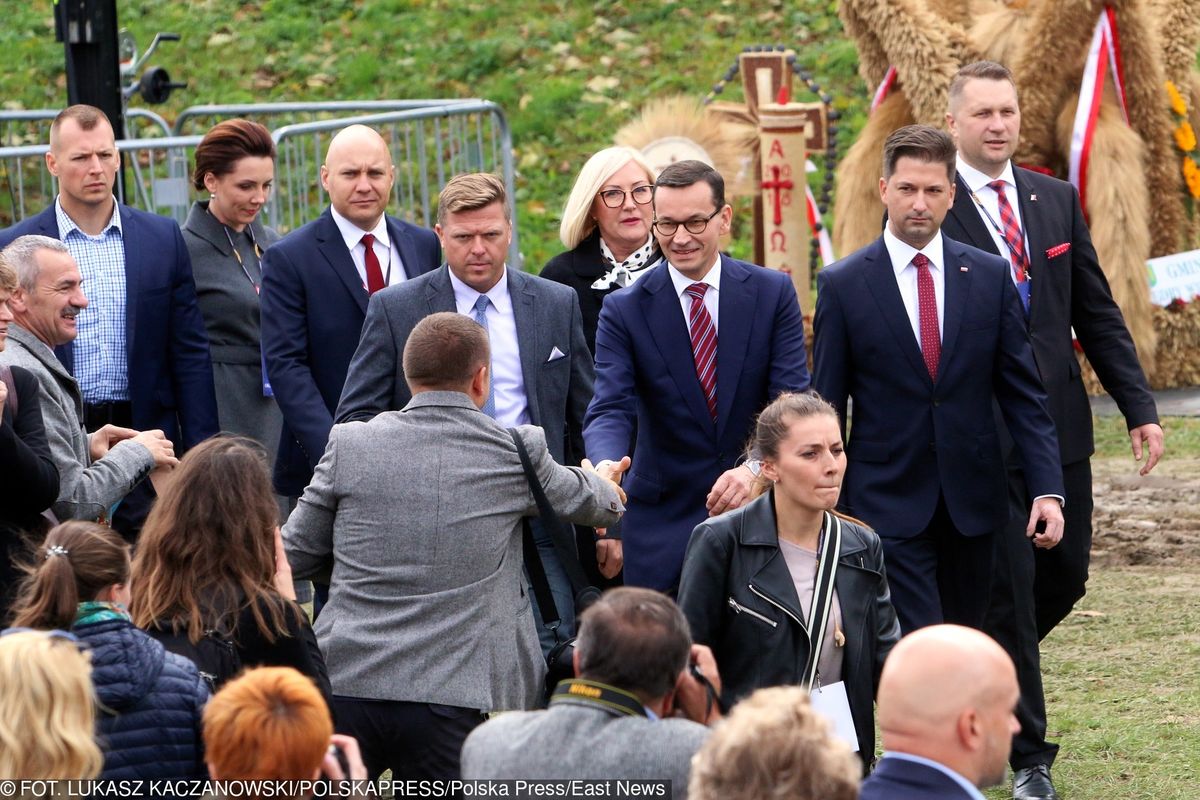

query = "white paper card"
810;680;859;751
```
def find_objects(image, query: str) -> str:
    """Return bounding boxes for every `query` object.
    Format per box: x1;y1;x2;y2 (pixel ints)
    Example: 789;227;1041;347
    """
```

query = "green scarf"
74;600;131;627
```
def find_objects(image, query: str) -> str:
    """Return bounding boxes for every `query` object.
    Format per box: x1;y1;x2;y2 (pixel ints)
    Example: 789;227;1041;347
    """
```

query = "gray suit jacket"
0;324;153;520
461;700;710;800
334;265;593;464
283;391;623;711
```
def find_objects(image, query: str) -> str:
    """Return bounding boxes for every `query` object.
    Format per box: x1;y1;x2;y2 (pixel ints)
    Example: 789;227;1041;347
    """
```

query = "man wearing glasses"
584;159;810;593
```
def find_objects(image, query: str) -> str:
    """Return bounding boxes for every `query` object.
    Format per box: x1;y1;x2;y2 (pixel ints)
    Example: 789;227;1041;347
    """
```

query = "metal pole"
55;0;126;197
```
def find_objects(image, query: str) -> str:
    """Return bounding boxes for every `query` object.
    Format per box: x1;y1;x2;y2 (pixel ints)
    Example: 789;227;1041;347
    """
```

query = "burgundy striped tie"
685;282;718;420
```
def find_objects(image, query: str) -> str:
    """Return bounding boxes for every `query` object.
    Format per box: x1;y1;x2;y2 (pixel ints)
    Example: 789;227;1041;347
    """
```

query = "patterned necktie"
684;282;718;421
361;233;386;294
913;253;940;379
989;180;1031;312
471;295;497;418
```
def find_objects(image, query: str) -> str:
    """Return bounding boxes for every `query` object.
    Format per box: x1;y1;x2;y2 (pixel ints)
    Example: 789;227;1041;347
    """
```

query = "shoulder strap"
0;364;18;418
801;511;843;689
508;428;597;600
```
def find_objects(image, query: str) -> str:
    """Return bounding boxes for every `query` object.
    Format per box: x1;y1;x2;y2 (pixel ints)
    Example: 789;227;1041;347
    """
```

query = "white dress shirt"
448;267;530;427
667;255;722;332
330;208;407;289
883;226;945;346
956;156;1028;284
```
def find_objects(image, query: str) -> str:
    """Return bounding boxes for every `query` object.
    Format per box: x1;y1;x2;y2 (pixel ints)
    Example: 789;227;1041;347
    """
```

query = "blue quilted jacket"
73;618;208;779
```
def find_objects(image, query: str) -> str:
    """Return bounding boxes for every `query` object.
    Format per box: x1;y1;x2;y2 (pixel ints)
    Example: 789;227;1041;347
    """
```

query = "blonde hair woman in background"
0;629;102;780
541;146;659;355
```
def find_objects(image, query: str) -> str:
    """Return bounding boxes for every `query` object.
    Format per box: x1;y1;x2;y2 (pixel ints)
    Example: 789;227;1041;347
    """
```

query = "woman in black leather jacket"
677;392;900;765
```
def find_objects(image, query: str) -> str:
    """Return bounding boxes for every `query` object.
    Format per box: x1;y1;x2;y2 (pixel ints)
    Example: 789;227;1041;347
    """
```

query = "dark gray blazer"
283;391;623;711
182;201;282;457
335;265;593;464
461;700;709;800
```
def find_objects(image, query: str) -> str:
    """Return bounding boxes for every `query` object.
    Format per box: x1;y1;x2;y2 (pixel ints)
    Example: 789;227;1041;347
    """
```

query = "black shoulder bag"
508;429;601;702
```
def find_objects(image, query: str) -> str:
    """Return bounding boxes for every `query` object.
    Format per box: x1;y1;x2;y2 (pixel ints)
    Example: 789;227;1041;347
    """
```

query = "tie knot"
361;233;375;249
473;294;490;314
988;180;1007;195
685;282;708;300
912;253;930;270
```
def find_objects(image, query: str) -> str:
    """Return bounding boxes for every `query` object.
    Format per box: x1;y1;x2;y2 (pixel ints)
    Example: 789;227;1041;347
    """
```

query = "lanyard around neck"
211;208;263;293
968;188;1029;274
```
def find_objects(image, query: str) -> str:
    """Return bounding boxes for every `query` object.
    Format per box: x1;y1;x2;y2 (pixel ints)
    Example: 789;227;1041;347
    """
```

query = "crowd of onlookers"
0;55;1167;800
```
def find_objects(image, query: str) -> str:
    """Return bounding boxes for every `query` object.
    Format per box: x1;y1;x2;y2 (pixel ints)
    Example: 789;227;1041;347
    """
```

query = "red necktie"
361;233;385;294
684;282;718;421
914;253;940;379
989;180;1029;282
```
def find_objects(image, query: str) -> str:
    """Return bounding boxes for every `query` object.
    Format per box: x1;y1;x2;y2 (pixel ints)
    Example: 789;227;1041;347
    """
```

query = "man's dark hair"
575;587;692;701
882;124;957;182
403;312;490;392
949;61;1018;109
654;160;725;210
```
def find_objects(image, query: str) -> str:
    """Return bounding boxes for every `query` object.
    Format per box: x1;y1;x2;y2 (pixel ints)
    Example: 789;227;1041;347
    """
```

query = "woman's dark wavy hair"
130;436;296;643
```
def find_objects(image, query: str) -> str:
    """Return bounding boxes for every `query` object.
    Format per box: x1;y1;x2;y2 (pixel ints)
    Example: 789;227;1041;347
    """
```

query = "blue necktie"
472;295;497;418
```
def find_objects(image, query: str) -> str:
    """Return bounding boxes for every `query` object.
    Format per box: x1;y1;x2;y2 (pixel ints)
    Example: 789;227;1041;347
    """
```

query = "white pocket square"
547;347;567;362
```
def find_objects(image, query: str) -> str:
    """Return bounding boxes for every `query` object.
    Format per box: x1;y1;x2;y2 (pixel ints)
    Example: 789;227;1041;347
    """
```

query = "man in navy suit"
812;125;1064;633
260;124;440;499
335;172;600;654
584;160;810;593
0;105;218;537
941;61;1163;800
861;625;1020;800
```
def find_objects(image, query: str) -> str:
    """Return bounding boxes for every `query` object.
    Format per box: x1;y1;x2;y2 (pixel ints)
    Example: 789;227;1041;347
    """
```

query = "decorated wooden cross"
709;50;827;314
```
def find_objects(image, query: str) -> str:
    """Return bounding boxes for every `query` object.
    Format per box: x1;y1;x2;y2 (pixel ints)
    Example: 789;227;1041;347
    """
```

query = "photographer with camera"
461;587;722;800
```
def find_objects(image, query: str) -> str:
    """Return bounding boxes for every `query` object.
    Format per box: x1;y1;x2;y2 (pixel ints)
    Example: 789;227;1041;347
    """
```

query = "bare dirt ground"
1091;457;1200;568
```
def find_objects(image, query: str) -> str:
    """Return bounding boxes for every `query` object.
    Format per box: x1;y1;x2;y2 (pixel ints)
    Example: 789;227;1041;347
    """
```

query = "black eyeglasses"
652;207;721;237
599;185;654;208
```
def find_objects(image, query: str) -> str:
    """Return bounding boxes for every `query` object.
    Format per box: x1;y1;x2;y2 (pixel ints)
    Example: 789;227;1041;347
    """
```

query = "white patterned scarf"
591;235;660;290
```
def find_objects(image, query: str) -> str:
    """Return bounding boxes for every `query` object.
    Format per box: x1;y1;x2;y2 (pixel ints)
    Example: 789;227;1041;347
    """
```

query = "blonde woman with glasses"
542;146;659;355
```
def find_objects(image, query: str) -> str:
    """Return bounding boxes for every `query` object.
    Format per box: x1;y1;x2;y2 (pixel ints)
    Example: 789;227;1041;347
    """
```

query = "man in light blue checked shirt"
0;105;218;537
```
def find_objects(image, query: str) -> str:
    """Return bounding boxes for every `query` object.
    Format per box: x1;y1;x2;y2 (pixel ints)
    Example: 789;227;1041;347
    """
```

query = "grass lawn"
985;566;1200;800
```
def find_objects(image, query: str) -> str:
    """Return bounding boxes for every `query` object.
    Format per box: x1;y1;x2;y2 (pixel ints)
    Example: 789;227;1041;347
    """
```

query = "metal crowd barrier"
171;100;473;136
266;101;517;264
0;100;518;265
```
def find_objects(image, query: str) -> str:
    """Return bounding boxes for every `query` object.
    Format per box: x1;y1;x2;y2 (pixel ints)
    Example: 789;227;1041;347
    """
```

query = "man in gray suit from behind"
462;588;721;800
284;312;625;782
336;172;615;653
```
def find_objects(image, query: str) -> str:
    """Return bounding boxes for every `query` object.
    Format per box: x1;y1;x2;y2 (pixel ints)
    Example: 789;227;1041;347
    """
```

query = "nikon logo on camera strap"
551;678;648;717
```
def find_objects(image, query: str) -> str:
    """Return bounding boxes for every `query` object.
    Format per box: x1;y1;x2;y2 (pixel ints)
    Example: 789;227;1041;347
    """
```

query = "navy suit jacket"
260;208;440;496
812;235;1063;539
860;756;980;800
584;255;810;591
0;204;218;450
941;168;1157;466
334;265;593;466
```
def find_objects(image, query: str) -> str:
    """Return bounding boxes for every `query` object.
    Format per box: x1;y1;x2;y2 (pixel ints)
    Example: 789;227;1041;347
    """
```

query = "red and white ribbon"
1069;6;1129;218
805;160;835;267
870;66;898;114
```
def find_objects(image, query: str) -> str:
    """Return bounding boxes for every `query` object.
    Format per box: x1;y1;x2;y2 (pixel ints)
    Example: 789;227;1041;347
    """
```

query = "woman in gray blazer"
183;120;281;460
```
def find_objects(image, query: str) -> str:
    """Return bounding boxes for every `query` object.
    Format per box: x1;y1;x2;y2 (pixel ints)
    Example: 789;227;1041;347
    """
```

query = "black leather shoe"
1013;764;1060;800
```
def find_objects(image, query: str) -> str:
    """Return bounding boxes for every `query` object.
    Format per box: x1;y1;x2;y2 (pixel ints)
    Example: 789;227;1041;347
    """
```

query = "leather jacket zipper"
727;596;778;627
749;583;804;628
